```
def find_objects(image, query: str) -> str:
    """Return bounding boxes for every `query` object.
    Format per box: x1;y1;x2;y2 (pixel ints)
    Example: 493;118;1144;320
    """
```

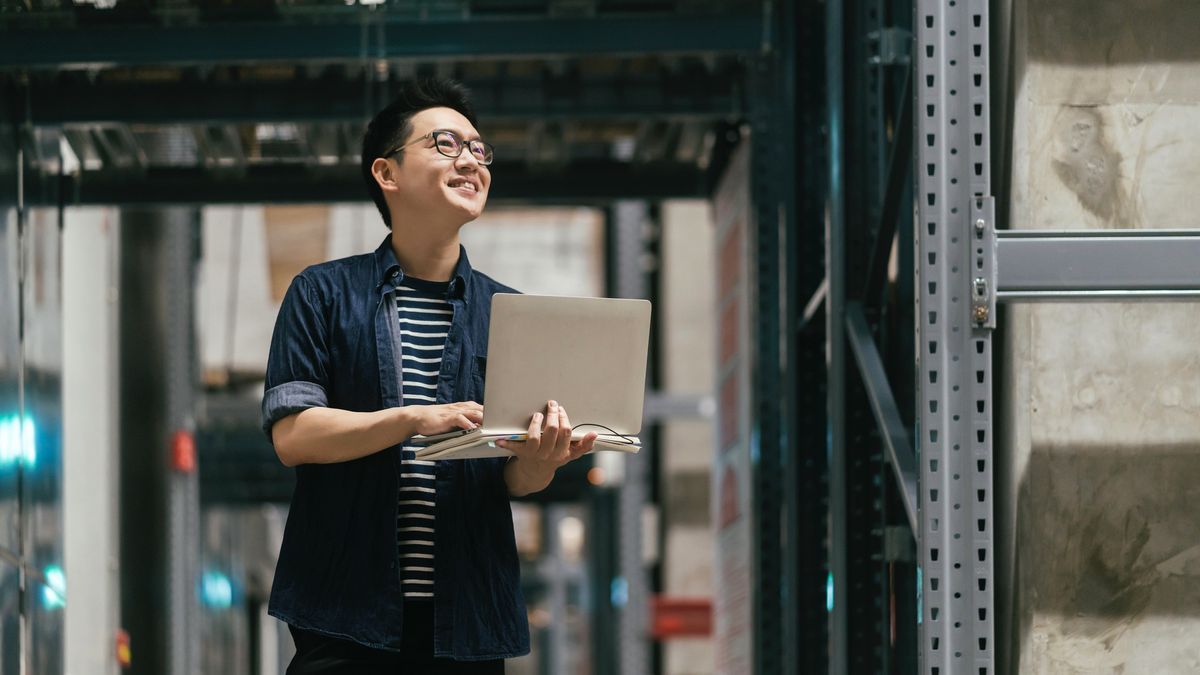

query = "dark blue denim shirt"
260;235;528;660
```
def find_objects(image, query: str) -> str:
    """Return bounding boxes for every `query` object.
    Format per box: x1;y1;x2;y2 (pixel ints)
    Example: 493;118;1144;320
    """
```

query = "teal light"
916;566;923;625
200;571;234;609
41;565;65;610
0;414;37;469
826;572;834;612
610;576;628;608
0;415;15;465
22;416;36;468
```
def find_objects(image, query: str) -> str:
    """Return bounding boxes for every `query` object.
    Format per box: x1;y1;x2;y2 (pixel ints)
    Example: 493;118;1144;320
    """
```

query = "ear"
371;157;401;194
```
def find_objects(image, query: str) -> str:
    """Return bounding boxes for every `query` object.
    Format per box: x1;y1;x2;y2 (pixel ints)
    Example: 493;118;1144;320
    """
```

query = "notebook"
409;293;651;460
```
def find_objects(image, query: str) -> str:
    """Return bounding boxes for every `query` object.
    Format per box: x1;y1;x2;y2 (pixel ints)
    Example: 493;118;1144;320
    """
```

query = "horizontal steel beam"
12;159;708;206
996;229;1200;300
197;425;591;505
0;14;761;70
197;430;296;505
845;301;919;534
25;73;744;126
642;392;715;422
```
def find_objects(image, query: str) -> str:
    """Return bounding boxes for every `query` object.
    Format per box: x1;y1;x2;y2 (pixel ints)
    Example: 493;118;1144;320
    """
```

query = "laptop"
409;293;651;460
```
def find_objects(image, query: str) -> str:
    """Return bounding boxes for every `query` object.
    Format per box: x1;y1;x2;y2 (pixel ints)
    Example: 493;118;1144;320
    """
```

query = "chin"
452;195;487;219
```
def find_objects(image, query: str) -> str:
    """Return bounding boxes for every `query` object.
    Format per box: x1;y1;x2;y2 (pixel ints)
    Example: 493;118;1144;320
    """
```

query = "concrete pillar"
64;210;121;675
660;200;717;674
1001;2;1200;672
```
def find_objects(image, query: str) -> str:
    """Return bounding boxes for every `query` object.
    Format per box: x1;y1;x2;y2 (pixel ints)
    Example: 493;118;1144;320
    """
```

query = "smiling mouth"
447;178;479;194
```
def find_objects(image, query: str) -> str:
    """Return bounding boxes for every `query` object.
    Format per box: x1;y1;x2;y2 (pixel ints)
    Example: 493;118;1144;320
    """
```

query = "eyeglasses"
386;129;494;166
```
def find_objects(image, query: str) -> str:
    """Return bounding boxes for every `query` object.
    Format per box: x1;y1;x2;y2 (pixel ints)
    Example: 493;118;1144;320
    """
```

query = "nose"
454;149;482;171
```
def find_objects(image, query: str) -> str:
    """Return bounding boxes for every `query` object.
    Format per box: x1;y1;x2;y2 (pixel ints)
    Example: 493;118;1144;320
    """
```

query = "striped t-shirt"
394;277;453;600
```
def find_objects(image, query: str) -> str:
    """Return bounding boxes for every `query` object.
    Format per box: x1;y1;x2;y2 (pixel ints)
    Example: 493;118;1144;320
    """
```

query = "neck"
389;216;462;282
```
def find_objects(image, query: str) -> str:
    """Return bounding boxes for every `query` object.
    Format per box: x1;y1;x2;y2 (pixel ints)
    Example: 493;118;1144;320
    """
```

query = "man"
262;78;598;673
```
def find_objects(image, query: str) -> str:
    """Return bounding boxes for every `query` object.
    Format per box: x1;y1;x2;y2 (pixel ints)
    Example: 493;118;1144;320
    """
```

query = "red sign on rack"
171;429;196;473
650;596;713;639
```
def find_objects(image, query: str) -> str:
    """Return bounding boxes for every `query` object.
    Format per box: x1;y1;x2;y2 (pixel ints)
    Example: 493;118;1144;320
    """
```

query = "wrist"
392;406;418;440
509;456;556;487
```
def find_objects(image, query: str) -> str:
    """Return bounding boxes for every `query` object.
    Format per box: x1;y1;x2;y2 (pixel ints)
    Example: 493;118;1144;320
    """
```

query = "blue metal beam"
12;160;708;205
0;14;761;69
24;72;744;125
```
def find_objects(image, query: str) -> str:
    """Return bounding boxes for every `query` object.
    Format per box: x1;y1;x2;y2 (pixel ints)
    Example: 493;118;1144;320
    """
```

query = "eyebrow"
427;127;483;142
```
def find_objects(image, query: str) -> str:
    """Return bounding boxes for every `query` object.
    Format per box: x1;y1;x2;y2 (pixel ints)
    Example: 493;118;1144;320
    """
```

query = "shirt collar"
373;234;472;300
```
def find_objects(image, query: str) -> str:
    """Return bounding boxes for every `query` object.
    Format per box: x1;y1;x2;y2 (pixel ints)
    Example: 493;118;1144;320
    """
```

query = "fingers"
568;431;597;461
526;410;544;449
499;409;543;456
442;402;482;428
556;404;573;458
540;401;561;460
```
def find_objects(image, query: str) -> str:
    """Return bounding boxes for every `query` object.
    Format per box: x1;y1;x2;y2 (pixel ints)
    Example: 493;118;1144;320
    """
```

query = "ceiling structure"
0;0;764;502
2;0;762;205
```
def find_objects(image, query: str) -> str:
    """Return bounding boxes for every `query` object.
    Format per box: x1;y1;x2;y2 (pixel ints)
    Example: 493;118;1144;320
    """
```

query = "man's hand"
405;402;484;436
499;400;597;496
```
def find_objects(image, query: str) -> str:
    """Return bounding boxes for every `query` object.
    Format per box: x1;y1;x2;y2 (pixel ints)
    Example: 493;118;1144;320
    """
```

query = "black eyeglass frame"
383;129;494;166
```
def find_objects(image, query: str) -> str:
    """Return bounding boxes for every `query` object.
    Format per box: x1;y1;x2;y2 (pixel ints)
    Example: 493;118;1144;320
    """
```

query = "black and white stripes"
394;278;453;600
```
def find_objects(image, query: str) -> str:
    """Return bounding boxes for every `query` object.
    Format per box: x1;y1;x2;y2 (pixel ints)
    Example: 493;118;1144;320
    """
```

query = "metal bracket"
970;197;997;329
883;525;917;562
868;27;912;66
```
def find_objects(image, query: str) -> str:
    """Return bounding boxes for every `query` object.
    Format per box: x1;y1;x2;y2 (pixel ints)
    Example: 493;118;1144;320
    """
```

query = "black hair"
360;78;478;229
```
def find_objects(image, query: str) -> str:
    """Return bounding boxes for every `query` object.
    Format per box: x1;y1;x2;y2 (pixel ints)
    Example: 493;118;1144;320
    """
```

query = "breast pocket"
471;354;488;404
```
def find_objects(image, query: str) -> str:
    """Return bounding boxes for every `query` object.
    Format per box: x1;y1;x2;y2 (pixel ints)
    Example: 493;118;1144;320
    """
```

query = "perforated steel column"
118;211;200;675
747;52;786;675
914;1;994;674
164;217;200;675
611;200;650;675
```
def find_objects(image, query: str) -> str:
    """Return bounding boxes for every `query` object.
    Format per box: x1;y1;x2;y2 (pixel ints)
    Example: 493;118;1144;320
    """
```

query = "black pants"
286;602;506;675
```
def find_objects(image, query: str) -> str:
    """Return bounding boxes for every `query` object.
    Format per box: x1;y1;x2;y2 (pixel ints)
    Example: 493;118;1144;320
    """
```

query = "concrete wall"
1002;1;1200;672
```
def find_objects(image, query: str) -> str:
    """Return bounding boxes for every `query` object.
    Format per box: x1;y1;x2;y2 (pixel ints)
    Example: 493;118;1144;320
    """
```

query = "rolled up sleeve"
261;275;331;441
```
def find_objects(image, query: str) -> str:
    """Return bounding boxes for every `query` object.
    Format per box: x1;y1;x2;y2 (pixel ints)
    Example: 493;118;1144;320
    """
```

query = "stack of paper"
411;429;641;461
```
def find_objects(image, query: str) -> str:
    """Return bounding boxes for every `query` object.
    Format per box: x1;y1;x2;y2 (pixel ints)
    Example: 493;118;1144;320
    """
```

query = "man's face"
390;106;491;224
